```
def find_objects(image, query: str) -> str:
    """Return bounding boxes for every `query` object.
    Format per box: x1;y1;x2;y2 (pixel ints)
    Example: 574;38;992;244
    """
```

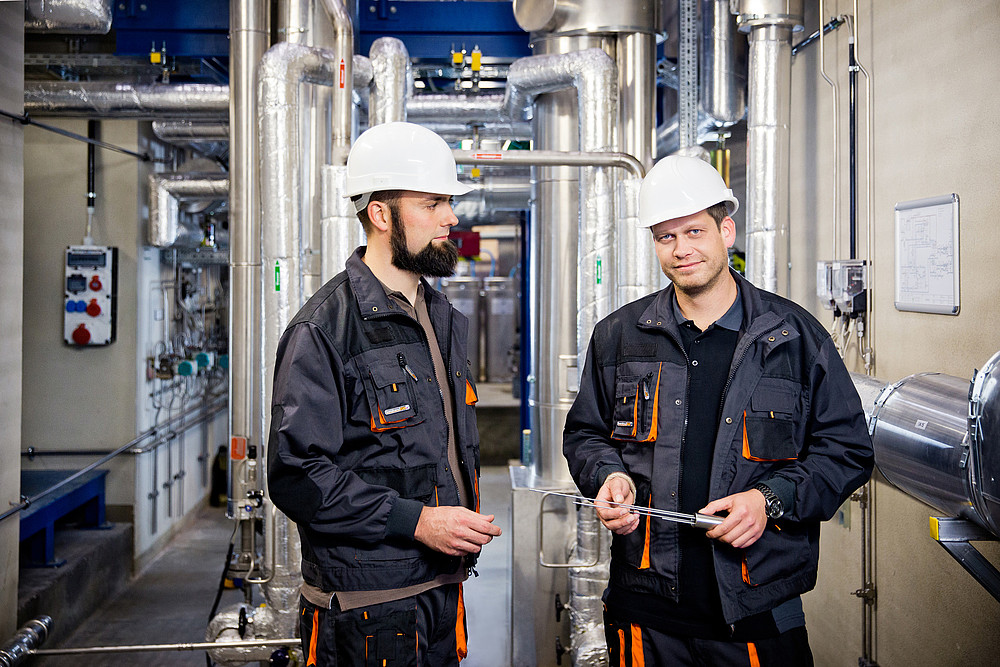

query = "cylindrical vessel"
872;373;974;522
483;277;518;383
441;277;483;381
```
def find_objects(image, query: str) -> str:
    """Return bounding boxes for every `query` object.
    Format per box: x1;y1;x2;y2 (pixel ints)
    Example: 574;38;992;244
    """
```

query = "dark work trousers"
605;610;814;667
298;583;467;667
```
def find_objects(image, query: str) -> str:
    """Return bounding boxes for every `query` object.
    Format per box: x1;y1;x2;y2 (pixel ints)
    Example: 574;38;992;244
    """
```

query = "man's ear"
721;215;737;249
367;200;391;233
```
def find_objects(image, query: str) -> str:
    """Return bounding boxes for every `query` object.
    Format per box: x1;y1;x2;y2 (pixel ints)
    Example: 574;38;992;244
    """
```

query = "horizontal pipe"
453;149;645;178
24;82;230;118
24;0;112;34
30;638;296;656
1;396;225;524
151;121;230;143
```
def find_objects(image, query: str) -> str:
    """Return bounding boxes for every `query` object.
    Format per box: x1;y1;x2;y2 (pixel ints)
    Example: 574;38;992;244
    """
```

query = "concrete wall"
788;1;1000;664
22;120;139;511
0;0;24;640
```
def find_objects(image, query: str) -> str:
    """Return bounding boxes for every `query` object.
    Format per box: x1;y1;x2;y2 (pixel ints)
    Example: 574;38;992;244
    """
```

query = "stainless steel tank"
871;350;1000;537
483;277;518;383
440;276;483;381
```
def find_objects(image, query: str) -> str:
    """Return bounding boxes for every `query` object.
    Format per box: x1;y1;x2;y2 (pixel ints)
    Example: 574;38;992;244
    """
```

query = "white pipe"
147;173;228;248
369;36;410;125
24;82;229;118
24;0;111;33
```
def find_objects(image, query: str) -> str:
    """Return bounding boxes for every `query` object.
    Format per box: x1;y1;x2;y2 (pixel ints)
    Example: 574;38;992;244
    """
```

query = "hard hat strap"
352;191;373;214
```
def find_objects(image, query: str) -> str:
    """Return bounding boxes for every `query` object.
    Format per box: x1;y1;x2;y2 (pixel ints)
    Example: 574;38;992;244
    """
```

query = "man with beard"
268;122;501;667
563;155;873;665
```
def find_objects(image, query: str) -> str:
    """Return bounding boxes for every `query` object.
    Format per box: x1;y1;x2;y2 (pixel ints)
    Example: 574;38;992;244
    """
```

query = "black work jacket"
267;247;481;593
563;269;874;623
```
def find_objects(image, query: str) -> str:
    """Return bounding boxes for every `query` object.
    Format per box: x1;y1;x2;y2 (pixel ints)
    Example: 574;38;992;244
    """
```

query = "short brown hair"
706;202;730;226
356;189;405;236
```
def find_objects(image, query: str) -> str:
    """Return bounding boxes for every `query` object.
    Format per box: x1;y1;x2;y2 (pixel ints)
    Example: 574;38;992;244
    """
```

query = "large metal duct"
369;36;410;125
24;0;112;34
147;172;228;248
701;0;747;124
23;82;229;118
736;0;803;294
869;350;1000;539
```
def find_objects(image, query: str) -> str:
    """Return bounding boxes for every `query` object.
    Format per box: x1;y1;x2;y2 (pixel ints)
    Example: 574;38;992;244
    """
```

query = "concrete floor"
27;466;514;666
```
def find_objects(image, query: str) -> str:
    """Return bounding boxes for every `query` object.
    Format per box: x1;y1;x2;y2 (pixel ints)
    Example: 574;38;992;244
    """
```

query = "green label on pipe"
596;256;602;285
274;261;280;292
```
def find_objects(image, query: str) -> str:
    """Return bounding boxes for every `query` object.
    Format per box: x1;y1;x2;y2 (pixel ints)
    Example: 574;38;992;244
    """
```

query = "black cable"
0;107;167;162
791;17;845;56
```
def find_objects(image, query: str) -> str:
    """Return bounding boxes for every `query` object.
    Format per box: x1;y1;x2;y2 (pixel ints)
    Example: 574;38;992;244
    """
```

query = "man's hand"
595;475;641;535
413;506;502;556
699;489;768;548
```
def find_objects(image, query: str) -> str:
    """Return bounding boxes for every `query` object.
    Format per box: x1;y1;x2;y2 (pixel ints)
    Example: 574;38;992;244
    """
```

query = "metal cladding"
147;173;229;248
567;509;611;667
24;0;112;34
616;176;660;307
701;0;748;125
205;604;281;667
0;616;51;667
23;82;229;118
151;121;230;143
450;174;531;224
320;164;363;282
868;350;1000;539
407;92;507;122
369;36;410;125
504;46;618;411
737;0;802;293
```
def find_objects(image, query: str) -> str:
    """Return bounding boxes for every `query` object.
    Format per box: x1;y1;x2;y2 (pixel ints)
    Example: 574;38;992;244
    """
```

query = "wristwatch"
754;483;784;519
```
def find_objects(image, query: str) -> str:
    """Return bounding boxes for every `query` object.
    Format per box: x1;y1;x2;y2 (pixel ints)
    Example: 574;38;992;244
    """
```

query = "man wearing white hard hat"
268;122;501;666
564;155;873;665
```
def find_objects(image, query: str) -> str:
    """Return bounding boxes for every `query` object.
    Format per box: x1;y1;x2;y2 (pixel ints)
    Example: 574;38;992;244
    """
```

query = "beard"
389;204;459;277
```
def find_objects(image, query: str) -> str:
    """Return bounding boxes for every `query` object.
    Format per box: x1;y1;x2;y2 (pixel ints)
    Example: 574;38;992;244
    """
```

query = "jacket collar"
345;246;448;321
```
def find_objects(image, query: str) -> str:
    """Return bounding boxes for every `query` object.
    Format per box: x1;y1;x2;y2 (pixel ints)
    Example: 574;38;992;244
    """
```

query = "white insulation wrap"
369;36;410;125
151;120;230;143
24;0;112;34
616;176;660;308
504;47;618;384
321;164;364;282
24;82;229;118
205;604;285;667
568;507;611;667
147;172;229;248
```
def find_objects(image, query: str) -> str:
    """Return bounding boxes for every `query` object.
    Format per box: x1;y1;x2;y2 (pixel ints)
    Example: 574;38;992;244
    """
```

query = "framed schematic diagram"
894;193;960;315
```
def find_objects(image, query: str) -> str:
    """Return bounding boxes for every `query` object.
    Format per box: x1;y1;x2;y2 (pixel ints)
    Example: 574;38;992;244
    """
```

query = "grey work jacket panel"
267;247;481;593
563;269;874;623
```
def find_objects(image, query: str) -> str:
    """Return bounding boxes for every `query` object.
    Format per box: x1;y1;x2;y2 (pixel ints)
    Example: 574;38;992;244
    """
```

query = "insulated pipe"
227;0;268;604
24;0;111;33
737;0;803;294
320;164;362;282
503;47;618;483
151;121;229;143
319;0;353;164
147;172;229;248
407;93;507;123
450;174;531;225
369;37;410;125
0;617;52;667
23;82;229;118
701;0;748;124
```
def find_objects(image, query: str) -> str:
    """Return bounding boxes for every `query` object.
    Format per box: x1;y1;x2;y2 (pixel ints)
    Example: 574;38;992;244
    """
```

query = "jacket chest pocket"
363;358;425;431
611;363;662;443
742;380;800;461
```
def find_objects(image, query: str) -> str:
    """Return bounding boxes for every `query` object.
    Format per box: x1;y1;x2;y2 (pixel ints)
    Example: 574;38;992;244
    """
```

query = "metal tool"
531;489;725;530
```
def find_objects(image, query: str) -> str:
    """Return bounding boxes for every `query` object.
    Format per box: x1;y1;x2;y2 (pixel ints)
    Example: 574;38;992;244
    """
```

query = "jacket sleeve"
563;333;629;498
767;337;875;522
266;323;424;544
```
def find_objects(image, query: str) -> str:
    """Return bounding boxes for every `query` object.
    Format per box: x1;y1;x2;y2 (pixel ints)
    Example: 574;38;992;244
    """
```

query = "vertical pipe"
738;0;803;294
848;31;857;260
228;0;269;571
818;0;842;260
369;36;410;125
86;120;96;244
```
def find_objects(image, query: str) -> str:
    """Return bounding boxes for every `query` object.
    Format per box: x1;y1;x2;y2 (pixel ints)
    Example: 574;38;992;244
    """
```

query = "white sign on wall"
894;194;960;315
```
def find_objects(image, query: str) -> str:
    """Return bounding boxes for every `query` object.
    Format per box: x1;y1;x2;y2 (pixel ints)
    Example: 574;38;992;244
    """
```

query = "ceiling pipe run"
147;172;228;248
24;0;112;33
24;82;229;118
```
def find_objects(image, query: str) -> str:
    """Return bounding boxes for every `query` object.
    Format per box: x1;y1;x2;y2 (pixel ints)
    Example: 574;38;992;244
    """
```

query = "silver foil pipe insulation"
0;617;52;667
147;172;229;248
737;0;803;294
151;121;229;143
24;0;111;33
450;173;531;225
567;508;611;667
407;93;533;141
701;0;747;125
320;164;363;282
23;82;229;118
616;176;659;308
369;36;410;125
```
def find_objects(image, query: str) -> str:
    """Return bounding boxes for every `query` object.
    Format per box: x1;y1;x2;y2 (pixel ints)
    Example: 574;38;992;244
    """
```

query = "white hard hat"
344;122;473;200
637;155;739;228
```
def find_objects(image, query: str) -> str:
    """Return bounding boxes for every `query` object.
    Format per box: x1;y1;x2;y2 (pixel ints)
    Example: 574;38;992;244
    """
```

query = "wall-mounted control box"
817;259;868;316
64;245;118;346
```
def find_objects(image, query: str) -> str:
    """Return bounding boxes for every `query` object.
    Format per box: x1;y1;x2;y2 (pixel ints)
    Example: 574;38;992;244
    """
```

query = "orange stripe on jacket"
639;495;652;569
748;641;761;667
456;583;468;661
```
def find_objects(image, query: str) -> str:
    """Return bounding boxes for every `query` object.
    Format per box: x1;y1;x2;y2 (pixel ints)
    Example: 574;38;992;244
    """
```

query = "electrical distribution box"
817;259;868;315
64;245;118;346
